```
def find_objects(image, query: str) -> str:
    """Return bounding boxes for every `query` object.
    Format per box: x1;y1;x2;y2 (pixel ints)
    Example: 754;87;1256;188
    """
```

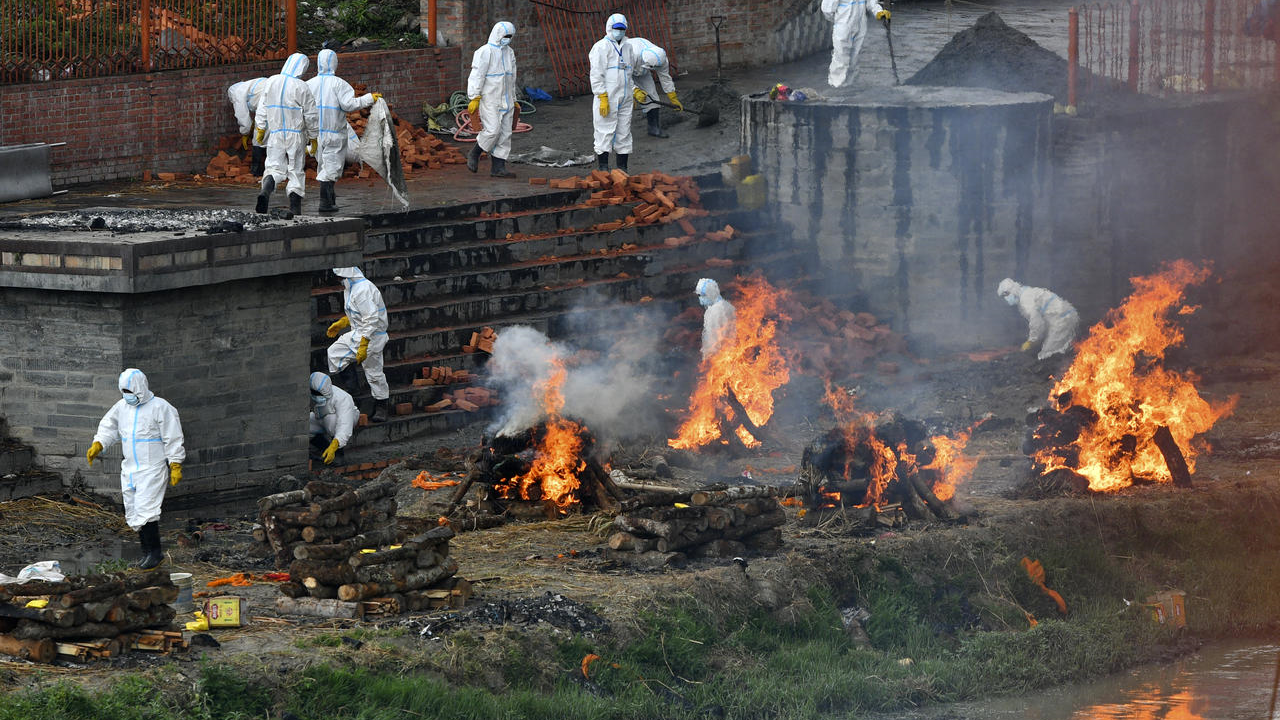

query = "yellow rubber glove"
254;126;266;145
326;316;350;338
371;92;383;103
632;87;648;104
667;91;683;111
467;96;481;115
322;438;341;464
169;463;182;487
25;598;49;609
356;337;370;364
1021;340;1034;352
307;138;317;156
240;134;250;151
598;93;609;117
87;441;103;466
877;9;891;21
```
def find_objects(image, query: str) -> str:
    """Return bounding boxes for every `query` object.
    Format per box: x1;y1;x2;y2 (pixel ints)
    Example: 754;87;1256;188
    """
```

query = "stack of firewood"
0;569;178;663
606;486;786;564
257;477;399;571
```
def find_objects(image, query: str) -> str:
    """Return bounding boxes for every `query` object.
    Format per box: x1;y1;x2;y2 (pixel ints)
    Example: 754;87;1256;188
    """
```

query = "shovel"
648;97;720;128
882;16;901;85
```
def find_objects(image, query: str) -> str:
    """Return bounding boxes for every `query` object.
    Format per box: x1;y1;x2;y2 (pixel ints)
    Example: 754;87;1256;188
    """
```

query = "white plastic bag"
354;99;409;208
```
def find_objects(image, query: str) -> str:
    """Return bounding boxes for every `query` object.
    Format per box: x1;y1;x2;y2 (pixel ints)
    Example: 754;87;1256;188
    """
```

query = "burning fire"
668;275;791;449
1033;261;1235;491
499;364;586;509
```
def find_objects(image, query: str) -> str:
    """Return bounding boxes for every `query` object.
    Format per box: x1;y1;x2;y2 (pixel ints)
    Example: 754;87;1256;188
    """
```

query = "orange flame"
668;275;791;449
1033;261;1235;491
924;429;978;501
499;364;586;509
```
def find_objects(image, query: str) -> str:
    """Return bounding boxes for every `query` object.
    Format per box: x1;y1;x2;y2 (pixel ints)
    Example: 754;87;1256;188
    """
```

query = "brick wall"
428;0;829;96
2;47;462;187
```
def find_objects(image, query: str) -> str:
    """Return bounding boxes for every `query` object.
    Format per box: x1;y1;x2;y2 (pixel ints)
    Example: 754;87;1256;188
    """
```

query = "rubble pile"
260;478;468;618
606;486;786;565
0;569;181;663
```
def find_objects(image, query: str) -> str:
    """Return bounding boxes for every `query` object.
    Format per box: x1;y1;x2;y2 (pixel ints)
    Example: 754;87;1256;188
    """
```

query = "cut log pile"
0;569;180;663
261;478;468;617
606;486;786;564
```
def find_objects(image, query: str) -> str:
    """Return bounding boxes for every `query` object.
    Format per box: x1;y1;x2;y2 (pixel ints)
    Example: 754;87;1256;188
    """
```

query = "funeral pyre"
0;569;183;663
1024;261;1235;491
258;477;468;618
605;485;787;566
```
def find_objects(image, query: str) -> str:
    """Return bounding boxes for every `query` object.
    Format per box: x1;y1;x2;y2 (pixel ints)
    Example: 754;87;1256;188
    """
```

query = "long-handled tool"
647;97;720;128
882;16;901;85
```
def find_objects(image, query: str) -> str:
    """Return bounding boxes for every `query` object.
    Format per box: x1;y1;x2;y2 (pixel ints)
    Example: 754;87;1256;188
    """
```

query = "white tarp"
355;99;409;208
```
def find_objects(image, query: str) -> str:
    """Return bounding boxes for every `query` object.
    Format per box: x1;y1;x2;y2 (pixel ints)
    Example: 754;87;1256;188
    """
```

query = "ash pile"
605;486;786;567
259;478;468;618
0;569;183;663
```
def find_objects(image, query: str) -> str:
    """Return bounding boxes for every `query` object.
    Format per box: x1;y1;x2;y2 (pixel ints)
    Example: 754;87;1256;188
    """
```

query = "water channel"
873;641;1280;720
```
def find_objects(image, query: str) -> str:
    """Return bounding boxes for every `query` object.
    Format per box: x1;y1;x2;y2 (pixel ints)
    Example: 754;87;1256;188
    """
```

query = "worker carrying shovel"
627;37;681;139
823;0;891;87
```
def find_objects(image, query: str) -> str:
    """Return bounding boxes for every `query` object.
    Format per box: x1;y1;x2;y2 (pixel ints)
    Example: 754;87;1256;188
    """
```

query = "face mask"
610;29;626;42
1002;293;1018;306
699;295;713;307
312;394;327;406
123;392;140;406
500;36;512;47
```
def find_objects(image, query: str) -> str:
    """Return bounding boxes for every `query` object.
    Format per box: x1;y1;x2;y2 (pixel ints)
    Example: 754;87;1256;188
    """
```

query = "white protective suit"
588;13;637;155
696;278;737;360
627;38;675;113
328;267;390;400
92;369;185;530
822;0;885;87
309;371;360;448
468;21;518;161
306;49;375;183
227;76;268;147
256;52;319;196
997;278;1080;361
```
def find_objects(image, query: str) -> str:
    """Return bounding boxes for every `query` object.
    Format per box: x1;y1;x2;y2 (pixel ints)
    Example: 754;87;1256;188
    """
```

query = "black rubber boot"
616;153;629;173
596;152;609;171
250;146;267;176
467;143;482;173
646;109;668;138
289;192;303;216
334;365;361;394
255;175;275;214
370;399;389;424
134;521;164;570
318;181;337;213
490;156;516;178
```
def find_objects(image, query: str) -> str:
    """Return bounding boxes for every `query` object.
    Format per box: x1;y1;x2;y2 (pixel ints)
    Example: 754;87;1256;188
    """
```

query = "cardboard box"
1143;589;1186;628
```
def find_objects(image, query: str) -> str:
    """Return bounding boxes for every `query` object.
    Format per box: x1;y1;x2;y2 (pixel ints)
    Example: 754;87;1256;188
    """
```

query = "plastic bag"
354;99;409;208
0;560;65;584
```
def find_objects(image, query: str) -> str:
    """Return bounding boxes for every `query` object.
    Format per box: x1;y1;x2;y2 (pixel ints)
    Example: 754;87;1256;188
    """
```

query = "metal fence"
1069;0;1279;104
533;0;675;97
1;0;296;84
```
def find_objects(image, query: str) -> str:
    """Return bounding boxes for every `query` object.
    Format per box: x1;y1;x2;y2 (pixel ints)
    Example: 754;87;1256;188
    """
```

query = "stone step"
0;444;36;476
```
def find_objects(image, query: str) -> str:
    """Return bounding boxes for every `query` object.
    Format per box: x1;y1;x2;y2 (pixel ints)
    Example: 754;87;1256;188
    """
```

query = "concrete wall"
2;47;462;187
430;0;829;95
743;86;1055;353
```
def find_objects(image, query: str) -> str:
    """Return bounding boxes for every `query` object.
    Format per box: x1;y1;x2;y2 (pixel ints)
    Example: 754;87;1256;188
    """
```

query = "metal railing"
1;0;296;84
1068;0;1279;105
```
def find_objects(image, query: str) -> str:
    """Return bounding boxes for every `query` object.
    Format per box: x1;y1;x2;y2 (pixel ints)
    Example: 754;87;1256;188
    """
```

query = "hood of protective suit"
695;278;722;304
606;13;627;34
333;267;365;279
281;52;309;79
997;278;1022;306
317;48;338;75
118;368;155;405
634;40;666;70
309;371;334;399
488;20;515;46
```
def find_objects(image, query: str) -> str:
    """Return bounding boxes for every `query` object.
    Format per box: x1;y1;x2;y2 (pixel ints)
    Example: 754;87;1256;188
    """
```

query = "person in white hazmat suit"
696;278;737;361
326;267;391;423
86;369;185;570
465;21;519;179
227;76;269;176
254;52;319;216
822;0;890;87
309;371;360;465
589;13;638;172
627;38;681;139
306;49;380;213
997;278;1080;361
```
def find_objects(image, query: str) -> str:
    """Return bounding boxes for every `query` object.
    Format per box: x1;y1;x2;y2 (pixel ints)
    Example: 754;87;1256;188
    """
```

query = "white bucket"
170;572;194;613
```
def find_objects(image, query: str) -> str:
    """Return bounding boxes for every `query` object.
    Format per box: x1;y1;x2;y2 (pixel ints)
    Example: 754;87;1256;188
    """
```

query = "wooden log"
1153;425;1193;487
615;491;694;513
252;524;268;543
444;468;480;514
302;523;357;543
290;560;357;587
593;464;627;500
607;532;658;552
81;600;116;623
259;489;308;512
338;558;459;602
402;526;456;548
722;388;781;447
348;545;419;568
362;594;404;615
353;476;398;502
59;581;125;608
414;548;446;568
291;527;399;561
354;560;416;584
612;514;695;539
275;596;360;619
656;508;786;553
305;480;355;499
305;583;339;600
0;603;85;627
608;470;684;495
896;476;935;521
308;491;360;517
691;486;781;506
275;508;350;527
0;634;56;663
123;585;179;610
909;472;959;521
0;579;74;602
277;581;308;598
12;605;175;640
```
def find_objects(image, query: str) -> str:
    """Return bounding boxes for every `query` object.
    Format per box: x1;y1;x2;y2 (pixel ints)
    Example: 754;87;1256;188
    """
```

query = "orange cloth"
1021;557;1068;614
413;470;462;490
581;653;601;679
207;572;254;587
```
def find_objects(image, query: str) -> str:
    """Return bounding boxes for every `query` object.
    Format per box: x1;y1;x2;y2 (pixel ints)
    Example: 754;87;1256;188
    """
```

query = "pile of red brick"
530;171;708;231
425;386;499;414
780;292;909;378
412;366;478;387
462;327;497;354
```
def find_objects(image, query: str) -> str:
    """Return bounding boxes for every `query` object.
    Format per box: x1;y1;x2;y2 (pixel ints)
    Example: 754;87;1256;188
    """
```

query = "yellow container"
1143;590;1187;628
736;174;768;211
203;596;246;627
